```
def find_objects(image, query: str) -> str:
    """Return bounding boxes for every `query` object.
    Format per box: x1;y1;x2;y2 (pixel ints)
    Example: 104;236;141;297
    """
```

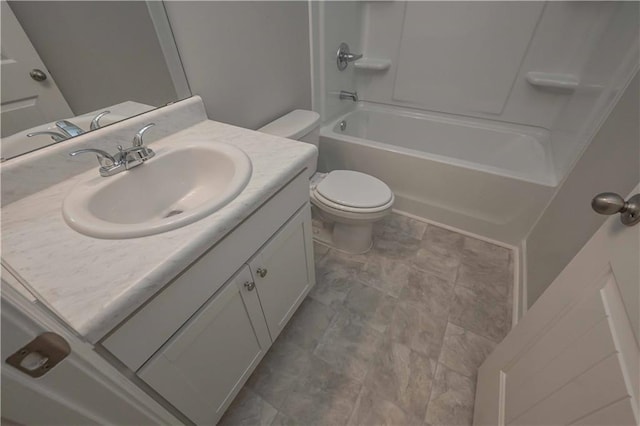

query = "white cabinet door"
138;266;271;426
474;184;640;425
249;204;315;340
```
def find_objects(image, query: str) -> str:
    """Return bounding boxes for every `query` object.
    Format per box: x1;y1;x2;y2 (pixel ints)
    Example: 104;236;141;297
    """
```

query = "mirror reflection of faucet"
55;120;85;137
25;130;68;142
25;110;112;143
90;110;110;130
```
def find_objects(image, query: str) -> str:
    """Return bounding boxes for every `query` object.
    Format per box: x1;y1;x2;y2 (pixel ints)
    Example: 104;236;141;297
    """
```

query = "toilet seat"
312;170;393;213
312;190;393;215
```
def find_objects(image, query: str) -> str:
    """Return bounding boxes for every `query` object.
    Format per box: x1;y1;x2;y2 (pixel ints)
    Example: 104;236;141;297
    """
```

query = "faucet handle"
69;148;117;168
132;123;156;147
90;110;110;130
27;131;67;142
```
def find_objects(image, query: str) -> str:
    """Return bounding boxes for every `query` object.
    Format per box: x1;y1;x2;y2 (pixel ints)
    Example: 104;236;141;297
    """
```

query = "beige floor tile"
375;214;428;240
348;386;423;426
219;388;278;426
278;297;336;350
246;340;315;409
399;269;454;320
269;412;295;426
343;281;396;332
449;285;508;343
457;256;511;302
365;336;437;419
462;237;510;266
387;300;448;359
280;356;362;426
422;224;465;253
358;255;413;297
313;309;383;382
438;322;496;379
413;245;461;282
424;364;476;426
309;252;363;307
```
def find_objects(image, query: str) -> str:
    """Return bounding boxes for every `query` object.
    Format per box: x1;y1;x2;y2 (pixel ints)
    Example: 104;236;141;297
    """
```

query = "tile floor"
220;213;513;426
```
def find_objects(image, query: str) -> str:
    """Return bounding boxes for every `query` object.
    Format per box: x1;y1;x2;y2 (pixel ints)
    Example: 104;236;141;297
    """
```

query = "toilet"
259;110;394;254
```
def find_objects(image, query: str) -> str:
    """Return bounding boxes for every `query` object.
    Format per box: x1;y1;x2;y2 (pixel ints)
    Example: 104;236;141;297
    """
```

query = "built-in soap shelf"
525;72;580;91
354;58;391;71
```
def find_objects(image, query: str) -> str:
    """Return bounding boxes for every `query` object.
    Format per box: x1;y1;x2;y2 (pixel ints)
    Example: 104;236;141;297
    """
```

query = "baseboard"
516;239;528;324
392;208;518;251
392;208;524;330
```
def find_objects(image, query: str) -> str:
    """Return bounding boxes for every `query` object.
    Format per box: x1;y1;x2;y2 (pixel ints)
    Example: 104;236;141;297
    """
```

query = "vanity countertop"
1;119;317;343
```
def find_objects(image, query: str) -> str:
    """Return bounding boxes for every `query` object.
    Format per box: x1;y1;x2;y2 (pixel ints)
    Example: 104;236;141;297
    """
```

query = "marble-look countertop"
1;119;317;343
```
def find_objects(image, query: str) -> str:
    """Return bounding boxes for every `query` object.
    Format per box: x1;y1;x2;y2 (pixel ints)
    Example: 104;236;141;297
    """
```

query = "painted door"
474;184;640;425
249;205;315;340
1;276;179;425
1;2;73;137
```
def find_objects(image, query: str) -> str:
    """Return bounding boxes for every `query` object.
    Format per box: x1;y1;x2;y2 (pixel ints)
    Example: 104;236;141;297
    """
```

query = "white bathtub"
319;103;557;244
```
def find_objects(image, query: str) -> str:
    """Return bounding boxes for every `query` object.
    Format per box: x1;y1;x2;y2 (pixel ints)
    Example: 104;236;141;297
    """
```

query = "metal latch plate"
6;332;71;378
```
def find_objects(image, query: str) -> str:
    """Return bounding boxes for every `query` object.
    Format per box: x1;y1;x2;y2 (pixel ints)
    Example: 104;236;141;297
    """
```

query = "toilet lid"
315;170;393;209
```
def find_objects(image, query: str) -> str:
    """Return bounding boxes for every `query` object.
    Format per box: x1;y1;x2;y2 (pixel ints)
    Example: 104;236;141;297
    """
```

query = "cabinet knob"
244;281;255;291
256;268;268;278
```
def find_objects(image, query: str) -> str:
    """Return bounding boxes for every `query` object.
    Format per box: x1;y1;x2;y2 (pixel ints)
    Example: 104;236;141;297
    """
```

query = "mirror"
0;1;191;160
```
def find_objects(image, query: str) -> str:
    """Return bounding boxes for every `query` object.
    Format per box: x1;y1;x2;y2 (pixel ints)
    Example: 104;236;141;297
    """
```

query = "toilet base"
332;222;373;254
311;207;376;255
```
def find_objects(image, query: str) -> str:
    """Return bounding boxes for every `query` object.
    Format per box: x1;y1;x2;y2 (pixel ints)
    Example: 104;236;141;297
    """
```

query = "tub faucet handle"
337;42;362;71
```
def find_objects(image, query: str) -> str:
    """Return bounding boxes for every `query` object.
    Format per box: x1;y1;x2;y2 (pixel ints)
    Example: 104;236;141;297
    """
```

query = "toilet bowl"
259;110;393;254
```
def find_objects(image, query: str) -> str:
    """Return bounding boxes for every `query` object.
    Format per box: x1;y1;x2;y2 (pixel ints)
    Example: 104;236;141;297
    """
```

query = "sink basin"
62;141;252;238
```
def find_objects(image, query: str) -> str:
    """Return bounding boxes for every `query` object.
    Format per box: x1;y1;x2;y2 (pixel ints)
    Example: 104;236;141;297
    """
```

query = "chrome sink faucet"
69;123;156;177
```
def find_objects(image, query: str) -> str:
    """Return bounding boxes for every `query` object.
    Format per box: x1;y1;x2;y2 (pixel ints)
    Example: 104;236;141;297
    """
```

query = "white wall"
318;1;363;122
8;1;178;115
164;1;311;130
355;2;624;132
525;72;639;308
548;1;640;178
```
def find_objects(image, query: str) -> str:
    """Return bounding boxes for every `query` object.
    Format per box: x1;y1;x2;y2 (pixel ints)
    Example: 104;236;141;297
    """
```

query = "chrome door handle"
244;281;255;291
30;69;47;82
591;192;640;226
256;268;268;278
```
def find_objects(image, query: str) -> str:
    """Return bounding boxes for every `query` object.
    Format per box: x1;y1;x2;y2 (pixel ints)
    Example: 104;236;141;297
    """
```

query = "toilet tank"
258;110;321;146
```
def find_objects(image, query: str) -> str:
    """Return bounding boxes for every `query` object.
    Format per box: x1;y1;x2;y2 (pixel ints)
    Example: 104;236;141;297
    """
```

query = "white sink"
62;141;252;238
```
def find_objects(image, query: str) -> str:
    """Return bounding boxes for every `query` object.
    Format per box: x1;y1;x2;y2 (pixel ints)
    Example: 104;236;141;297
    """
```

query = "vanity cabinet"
101;172;316;425
248;205;314;340
138;205;314;424
138;266;270;425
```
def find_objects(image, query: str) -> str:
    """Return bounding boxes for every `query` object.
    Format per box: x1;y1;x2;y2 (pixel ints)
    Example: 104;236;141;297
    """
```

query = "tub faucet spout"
339;90;358;102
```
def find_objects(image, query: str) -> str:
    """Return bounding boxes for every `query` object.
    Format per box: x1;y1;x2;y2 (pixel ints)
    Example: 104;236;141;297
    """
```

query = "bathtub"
318;103;557;244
